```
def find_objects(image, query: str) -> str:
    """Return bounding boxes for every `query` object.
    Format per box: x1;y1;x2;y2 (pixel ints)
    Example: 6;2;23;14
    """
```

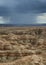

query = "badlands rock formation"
0;27;46;65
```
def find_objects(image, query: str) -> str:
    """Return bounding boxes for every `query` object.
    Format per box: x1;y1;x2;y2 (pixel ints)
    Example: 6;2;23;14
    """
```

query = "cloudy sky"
0;0;46;24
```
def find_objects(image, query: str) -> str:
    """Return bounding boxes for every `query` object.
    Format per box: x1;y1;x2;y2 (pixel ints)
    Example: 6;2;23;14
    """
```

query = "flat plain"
0;26;46;65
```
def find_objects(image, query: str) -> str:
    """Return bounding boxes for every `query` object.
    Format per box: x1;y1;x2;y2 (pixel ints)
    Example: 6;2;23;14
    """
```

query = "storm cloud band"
0;0;46;24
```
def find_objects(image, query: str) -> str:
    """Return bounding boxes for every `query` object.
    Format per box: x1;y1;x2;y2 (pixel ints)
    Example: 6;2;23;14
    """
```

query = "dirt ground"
0;27;46;65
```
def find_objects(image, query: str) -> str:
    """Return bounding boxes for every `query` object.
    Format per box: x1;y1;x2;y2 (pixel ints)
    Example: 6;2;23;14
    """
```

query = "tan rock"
4;44;13;50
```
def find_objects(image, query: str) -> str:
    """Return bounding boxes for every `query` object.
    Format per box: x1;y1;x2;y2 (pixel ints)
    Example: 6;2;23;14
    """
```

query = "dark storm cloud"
0;0;15;17
0;0;46;24
0;0;46;16
15;0;46;13
12;0;46;24
0;6;10;16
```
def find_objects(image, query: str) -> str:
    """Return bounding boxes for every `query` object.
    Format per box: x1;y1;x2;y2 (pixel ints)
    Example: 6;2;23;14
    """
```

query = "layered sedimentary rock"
0;27;46;65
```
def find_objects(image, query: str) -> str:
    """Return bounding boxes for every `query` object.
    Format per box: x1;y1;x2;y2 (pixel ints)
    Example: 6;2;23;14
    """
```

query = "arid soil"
0;27;46;65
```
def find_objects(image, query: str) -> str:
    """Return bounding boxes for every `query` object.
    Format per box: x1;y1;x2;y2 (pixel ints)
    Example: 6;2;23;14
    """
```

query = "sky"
0;0;46;24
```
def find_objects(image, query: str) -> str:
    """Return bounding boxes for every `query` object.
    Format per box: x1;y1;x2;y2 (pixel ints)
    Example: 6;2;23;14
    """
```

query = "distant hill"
0;24;46;27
